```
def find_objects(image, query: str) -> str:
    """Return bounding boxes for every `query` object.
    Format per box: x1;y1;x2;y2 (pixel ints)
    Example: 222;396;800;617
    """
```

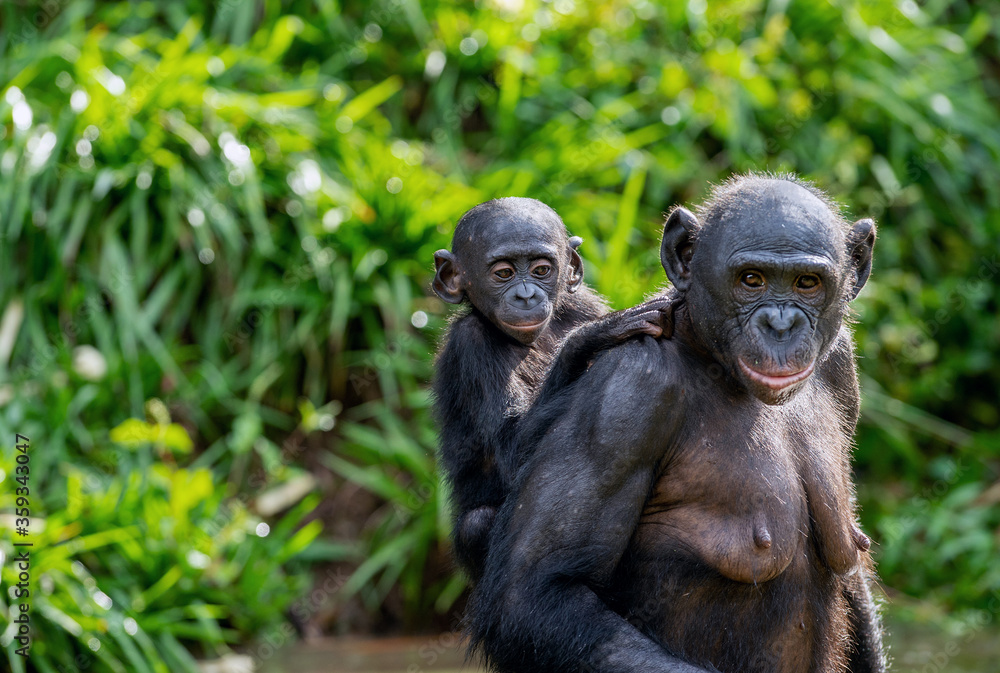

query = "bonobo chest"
638;383;849;584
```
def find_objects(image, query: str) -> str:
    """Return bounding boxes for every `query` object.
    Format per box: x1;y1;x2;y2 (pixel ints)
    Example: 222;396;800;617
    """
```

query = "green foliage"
326;403;463;617
0;446;318;672
875;479;1000;611
0;0;998;666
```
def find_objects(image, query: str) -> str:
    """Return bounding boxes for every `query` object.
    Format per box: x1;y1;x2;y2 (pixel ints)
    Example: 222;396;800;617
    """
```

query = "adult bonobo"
433;197;671;580
470;176;887;673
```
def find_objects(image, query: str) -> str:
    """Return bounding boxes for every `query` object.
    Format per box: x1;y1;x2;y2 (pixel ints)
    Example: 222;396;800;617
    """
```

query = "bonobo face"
662;179;875;405
433;198;584;345
694;196;843;405
466;220;564;344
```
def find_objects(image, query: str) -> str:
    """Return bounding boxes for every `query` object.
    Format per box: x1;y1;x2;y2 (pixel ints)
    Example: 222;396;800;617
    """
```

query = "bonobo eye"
741;271;765;289
796;274;821;291
531;264;551;278
493;264;515;281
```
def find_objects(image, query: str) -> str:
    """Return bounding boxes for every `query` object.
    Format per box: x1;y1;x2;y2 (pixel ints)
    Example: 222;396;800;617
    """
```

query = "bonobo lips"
503;320;547;335
738;358;816;391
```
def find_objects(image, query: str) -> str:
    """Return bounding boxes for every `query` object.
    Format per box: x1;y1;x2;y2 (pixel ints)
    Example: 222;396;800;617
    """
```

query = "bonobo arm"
498;295;677;484
819;328;888;670
538;294;676;408
845;571;888;672
433;314;517;575
470;339;712;673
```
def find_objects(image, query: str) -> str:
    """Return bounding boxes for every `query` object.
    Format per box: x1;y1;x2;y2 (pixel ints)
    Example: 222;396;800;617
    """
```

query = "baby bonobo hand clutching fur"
431;197;673;580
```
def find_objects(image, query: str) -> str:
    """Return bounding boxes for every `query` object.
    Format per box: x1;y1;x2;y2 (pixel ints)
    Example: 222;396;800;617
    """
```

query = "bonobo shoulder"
583;335;683;421
589;332;674;373
817;323;862;429
522;334;682;482
820;324;859;381
438;311;492;360
434;312;496;387
445;309;487;340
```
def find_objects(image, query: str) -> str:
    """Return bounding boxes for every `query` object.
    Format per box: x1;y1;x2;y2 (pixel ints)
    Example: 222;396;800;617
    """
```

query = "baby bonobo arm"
434;315;518;578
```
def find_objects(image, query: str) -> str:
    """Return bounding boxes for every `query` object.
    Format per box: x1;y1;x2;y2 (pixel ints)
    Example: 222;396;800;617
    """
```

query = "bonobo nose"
512;282;542;309
756;306;805;340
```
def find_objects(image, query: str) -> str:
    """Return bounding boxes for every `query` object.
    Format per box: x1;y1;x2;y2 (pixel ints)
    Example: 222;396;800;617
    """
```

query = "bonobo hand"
604;296;676;341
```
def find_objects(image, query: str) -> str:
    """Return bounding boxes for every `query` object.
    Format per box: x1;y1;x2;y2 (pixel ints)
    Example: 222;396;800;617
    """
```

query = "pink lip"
504;321;546;333
738;358;815;391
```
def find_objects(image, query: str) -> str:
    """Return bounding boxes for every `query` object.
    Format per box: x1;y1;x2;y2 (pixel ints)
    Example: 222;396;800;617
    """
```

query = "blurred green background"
1;0;998;671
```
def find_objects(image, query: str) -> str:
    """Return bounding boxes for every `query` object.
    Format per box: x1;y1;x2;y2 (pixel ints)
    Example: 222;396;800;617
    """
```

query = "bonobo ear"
566;236;585;294
661;207;699;293
845;218;876;301
432;250;465;304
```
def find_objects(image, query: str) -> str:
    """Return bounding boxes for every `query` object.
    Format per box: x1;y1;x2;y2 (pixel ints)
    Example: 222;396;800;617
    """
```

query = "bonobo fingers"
650;296;678;339
614;311;664;339
615;296;676;340
588;296;677;345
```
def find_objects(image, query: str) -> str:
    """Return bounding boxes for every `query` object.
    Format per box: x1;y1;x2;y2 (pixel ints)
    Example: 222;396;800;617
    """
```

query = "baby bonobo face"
434;198;584;345
472;235;563;344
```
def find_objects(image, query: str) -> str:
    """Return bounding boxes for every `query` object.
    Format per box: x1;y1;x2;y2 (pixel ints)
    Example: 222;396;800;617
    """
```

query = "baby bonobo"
432;197;672;579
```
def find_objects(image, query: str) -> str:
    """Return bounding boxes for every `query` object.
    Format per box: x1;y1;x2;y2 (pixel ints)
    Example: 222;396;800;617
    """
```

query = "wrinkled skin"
433;202;587;344
470;177;887;673
432;197;672;578
667;180;873;407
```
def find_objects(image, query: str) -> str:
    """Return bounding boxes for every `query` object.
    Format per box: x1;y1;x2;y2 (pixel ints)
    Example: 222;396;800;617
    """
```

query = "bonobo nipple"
753;526;772;550
851;525;871;552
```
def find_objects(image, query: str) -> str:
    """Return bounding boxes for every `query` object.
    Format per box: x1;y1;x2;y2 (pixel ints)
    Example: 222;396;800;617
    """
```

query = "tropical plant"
1;1;999;669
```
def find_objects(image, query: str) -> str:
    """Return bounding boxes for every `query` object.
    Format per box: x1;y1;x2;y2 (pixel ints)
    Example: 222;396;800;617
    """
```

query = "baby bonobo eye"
796;274;821;291
741;271;765;289
531;262;552;278
493;264;515;281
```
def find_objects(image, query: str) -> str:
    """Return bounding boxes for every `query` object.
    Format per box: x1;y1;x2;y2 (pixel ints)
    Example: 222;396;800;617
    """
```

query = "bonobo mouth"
500;317;550;343
503;320;546;333
738;358;816;391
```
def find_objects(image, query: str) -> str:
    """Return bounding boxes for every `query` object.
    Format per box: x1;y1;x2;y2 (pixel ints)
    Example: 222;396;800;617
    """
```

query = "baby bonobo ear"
846;218;876;301
661;207;699;293
566;236;585;294
433;249;465;304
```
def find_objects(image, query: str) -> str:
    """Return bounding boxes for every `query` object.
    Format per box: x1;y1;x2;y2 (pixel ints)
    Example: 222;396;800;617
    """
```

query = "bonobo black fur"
469;176;887;673
432;197;671;579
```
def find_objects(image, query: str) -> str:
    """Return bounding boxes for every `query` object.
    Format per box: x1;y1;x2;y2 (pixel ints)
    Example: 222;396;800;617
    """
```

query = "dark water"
887;618;1000;673
259;634;475;673
259;618;1000;672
